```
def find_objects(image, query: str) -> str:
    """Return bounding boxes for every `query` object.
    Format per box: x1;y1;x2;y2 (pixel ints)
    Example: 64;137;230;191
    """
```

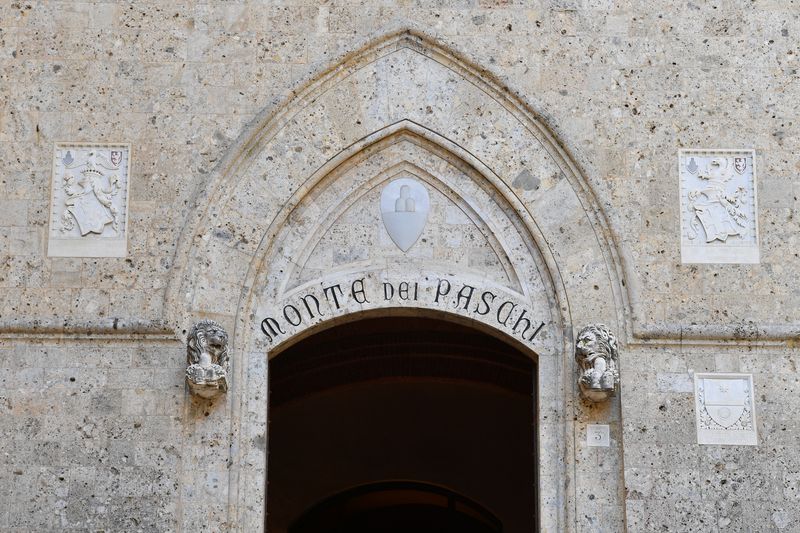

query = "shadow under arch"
268;314;537;532
287;481;504;533
266;306;541;362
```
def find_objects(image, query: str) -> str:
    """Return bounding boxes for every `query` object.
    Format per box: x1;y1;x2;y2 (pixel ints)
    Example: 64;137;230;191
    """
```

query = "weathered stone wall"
622;343;800;531
0;338;186;530
2;2;798;332
1;1;799;532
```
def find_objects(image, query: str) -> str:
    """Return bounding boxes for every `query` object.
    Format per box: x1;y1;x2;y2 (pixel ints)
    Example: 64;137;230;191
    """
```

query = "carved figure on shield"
575;324;619;402
60;150;123;236
687;157;748;243
186;320;230;399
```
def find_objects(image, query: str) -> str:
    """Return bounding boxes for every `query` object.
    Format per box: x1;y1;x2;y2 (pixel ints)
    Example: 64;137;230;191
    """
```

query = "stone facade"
1;1;799;532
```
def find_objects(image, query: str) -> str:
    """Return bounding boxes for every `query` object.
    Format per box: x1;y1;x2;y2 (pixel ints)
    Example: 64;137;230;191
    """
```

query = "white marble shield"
702;377;747;428
380;178;430;252
69;187;114;235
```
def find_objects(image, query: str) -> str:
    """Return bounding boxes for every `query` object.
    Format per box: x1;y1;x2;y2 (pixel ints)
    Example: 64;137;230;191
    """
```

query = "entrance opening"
266;316;537;532
288;481;502;533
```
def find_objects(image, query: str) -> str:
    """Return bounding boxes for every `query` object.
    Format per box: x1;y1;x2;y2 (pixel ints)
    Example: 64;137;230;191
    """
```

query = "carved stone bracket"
186;320;229;399
575;324;619;402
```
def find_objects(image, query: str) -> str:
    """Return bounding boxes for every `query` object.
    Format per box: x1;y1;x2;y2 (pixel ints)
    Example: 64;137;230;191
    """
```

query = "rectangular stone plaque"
587;424;610;447
694;372;757;445
679;149;759;264
48;143;131;257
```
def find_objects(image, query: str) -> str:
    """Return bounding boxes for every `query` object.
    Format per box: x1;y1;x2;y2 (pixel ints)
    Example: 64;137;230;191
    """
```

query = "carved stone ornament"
694;373;757;445
575;324;619;402
679;149;759;264
380;177;430;252
48;143;131;257
186;320;229;399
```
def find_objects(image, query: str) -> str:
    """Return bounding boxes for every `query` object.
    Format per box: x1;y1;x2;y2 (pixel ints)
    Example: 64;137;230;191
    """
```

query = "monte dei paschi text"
261;277;546;345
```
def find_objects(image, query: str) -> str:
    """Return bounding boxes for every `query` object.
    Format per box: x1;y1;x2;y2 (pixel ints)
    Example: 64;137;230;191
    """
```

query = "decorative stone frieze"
47;143;131;257
679;149;759;264
575;324;619;402
694;373;757;445
186;320;230;399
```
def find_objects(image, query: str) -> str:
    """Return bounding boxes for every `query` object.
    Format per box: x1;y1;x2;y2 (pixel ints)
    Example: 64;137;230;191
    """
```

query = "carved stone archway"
167;30;629;532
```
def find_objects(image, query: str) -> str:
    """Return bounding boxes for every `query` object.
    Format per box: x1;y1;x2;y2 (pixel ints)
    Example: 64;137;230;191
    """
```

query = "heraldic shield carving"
380;177;430;252
48;143;131;257
679;149;759;264
694;373;757;445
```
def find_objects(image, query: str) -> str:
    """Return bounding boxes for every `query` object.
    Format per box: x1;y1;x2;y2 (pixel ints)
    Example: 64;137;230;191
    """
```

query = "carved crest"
380;177;430;252
687;157;747;243
697;377;751;429
694;373;757;445
61;169;121;235
50;145;129;254
679;150;759;264
734;157;746;174
686;157;699;175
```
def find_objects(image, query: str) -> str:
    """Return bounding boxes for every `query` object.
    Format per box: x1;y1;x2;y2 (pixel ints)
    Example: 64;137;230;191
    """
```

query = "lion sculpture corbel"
575;324;619;402
186;320;229;399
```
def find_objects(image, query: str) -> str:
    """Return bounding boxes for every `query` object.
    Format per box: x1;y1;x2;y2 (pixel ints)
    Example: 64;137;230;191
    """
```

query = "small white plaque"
679;149;759;264
48;143;131;257
694;372;757;445
587;424;610;447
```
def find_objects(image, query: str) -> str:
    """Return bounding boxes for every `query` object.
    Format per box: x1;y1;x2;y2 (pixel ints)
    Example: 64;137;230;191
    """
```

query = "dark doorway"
288;481;502;533
267;316;537;532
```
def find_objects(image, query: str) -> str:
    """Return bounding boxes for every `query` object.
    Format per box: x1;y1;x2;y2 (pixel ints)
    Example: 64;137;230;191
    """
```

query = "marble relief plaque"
679;149;759;264
694;373;757;445
48;143;131;257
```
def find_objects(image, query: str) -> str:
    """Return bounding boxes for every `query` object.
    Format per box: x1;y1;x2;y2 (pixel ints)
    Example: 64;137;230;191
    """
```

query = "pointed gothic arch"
167;30;629;532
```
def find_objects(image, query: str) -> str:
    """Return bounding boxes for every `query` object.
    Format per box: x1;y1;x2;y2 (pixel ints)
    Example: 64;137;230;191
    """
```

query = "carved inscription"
261;276;545;346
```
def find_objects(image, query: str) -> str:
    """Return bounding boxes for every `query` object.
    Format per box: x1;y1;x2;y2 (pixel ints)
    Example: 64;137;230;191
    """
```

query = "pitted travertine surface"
2;1;798;333
1;2;800;532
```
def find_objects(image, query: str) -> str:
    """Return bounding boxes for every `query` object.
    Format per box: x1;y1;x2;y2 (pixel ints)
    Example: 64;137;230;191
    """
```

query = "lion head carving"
186;319;229;399
575;324;619;401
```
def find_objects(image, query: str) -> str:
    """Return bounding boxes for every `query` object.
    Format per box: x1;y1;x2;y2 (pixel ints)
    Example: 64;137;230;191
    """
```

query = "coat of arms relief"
679;150;759;264
694;373;757;445
48;144;131;257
